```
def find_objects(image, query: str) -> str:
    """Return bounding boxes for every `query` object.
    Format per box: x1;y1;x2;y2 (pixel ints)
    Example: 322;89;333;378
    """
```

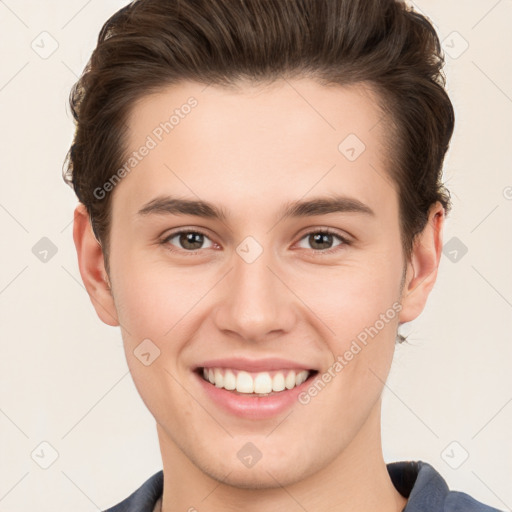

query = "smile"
199;367;316;395
192;356;320;418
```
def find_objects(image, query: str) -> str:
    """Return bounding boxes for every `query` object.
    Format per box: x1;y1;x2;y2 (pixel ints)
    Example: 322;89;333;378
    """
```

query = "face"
75;78;444;489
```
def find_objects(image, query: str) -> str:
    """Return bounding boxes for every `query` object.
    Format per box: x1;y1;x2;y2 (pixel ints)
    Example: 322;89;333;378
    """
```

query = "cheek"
111;256;206;341
286;255;402;344
113;279;165;341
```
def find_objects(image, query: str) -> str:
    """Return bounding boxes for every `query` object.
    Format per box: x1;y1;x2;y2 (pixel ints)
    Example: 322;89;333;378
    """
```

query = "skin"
73;78;444;512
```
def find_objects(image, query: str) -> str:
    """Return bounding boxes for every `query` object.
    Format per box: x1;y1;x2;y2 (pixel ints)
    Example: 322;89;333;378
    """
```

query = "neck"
157;399;407;512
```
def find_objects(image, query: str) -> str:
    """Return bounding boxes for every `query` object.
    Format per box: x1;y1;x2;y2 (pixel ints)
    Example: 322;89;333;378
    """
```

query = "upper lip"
195;357;317;373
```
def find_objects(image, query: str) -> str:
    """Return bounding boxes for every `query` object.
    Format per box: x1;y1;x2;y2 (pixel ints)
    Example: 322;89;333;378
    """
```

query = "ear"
399;201;445;324
73;203;119;327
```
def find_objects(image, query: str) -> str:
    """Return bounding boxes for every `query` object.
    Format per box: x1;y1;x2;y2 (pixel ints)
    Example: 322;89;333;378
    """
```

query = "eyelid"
159;227;217;255
295;226;352;244
160;226;352;254
292;227;352;254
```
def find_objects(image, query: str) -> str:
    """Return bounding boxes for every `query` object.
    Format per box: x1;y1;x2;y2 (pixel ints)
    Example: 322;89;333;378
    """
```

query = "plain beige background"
0;1;511;510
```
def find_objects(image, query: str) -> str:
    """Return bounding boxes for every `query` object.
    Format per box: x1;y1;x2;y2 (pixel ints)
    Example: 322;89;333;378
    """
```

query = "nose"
212;243;298;343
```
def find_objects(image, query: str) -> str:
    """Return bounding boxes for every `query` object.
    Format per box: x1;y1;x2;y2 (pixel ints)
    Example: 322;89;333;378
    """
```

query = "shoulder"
387;460;504;512
103;470;163;512
443;490;504;512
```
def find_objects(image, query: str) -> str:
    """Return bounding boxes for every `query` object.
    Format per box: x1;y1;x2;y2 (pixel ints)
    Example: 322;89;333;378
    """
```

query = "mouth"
194;366;319;397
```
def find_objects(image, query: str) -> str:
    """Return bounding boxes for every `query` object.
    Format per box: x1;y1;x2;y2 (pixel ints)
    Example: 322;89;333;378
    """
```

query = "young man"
65;0;503;510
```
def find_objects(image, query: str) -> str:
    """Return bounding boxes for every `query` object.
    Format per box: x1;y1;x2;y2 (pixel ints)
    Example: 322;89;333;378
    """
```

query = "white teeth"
236;371;254;393
254;372;273;394
223;369;236;390
201;367;311;394
285;371;296;389
214;368;224;388
272;372;286;392
296;371;308;386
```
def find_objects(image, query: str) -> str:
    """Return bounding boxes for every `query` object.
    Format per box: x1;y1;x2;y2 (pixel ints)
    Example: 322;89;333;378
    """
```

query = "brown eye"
296;230;350;252
162;230;214;252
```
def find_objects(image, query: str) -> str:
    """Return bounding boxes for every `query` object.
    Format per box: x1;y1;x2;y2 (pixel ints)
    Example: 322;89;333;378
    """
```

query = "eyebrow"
136;194;375;221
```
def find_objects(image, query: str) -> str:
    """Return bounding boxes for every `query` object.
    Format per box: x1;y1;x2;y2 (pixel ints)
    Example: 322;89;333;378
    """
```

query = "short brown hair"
63;0;454;276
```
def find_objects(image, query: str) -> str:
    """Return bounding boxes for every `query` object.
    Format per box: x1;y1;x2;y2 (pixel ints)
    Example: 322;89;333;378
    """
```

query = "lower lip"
194;370;316;420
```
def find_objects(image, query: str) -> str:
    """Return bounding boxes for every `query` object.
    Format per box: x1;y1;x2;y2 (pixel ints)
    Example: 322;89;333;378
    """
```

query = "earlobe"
73;203;120;327
398;202;445;324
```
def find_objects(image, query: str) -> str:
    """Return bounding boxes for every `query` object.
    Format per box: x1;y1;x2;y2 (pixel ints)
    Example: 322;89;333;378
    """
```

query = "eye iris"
173;232;339;251
310;232;333;250
180;232;203;250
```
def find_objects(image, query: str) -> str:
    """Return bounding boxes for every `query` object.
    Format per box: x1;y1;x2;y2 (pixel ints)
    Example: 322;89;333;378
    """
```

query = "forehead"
114;78;395;223
126;78;385;151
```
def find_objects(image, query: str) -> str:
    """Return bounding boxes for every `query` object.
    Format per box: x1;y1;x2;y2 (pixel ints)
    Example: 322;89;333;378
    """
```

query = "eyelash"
159;228;352;256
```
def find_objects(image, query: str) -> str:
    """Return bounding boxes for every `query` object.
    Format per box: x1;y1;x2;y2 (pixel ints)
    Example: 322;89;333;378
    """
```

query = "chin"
208;463;304;490
204;440;317;488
